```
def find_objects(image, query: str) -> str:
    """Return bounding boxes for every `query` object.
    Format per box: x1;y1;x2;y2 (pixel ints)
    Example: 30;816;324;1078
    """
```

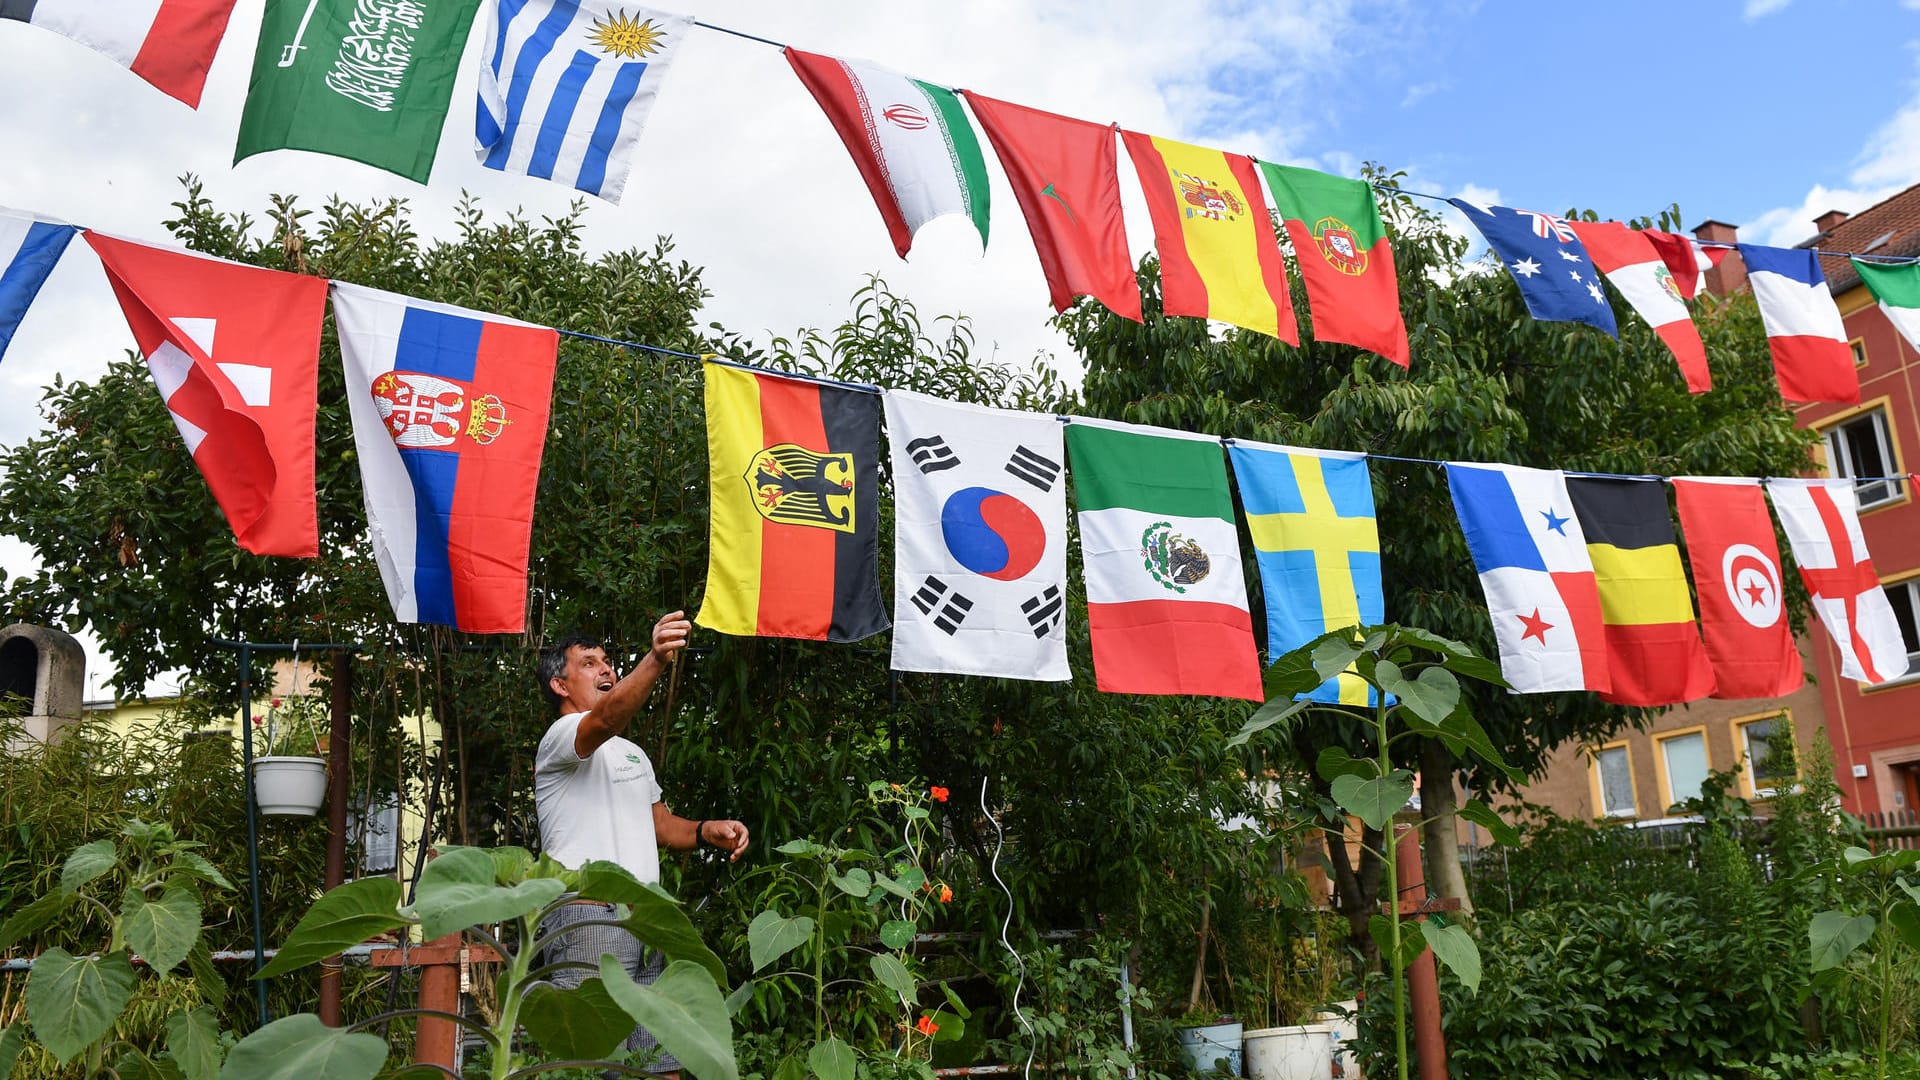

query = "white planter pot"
252;756;327;816
1178;1020;1244;1076
1310;1001;1362;1079
1244;1023;1334;1080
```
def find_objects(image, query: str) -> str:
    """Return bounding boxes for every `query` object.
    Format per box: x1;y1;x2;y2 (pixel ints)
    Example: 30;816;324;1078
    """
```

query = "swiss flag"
1672;478;1802;698
84;233;325;557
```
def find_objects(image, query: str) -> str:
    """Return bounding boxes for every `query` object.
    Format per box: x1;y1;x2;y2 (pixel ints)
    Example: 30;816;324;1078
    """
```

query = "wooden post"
370;937;500;1070
1394;823;1449;1080
319;652;352;1026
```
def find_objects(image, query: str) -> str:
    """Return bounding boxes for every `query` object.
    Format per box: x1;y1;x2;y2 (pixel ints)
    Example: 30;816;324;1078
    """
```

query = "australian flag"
1449;199;1617;336
0;208;77;364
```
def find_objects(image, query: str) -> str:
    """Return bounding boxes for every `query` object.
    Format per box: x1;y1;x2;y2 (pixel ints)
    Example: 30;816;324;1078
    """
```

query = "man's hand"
702;819;751;861
649;611;691;667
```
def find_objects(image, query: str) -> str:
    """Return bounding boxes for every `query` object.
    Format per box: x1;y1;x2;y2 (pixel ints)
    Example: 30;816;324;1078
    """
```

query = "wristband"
694;820;708;848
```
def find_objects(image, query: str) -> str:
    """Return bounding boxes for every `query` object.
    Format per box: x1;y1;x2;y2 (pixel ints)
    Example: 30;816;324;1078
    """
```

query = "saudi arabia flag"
1853;258;1920;354
786;47;989;260
1067;419;1263;700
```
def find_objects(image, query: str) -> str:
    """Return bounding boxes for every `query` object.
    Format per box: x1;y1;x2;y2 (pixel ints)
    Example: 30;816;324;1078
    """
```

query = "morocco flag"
85;233;325;557
1258;162;1408;367
1569;220;1712;393
1671;478;1801;698
1067;418;1261;700
697;361;888;642
3;0;239;107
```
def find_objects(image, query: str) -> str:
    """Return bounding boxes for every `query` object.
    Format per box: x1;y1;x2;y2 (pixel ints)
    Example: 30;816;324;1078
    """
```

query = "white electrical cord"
982;774;1034;1080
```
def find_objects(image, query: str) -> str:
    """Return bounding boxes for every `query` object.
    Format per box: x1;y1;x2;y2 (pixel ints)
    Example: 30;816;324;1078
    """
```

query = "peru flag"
1672;478;1802;699
1644;229;1729;300
331;282;558;633
1769;479;1909;685
3;0;240;108
1569;221;1711;393
1739;244;1859;404
85;233;325;556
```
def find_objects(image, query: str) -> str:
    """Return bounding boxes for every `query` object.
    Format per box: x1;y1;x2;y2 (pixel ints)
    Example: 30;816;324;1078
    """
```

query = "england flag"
884;390;1070;681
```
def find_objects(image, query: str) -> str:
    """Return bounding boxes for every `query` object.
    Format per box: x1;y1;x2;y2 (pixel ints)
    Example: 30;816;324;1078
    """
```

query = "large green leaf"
1310;634;1367;682
1315;746;1375;784
1376;661;1458;725
1260;646;1325;699
169;852;235;893
748;910;814;973
123;886;201;974
1809;911;1876;972
926;1009;966;1043
830;868;872;898
482;846;536;885
26;948;136;1064
1431;709;1516;777
599;956;738;1080
61;840;116;893
570;862;727;986
114;1047;185;1080
218;1014;387;1080
409;847;564;941
1367;915;1425;974
1331;772;1415;832
868;954;917;1001
1226;695;1311;748
0;889;71;951
520;979;634;1061
807;1037;855;1080
257;878;409;979
166;1007;224;1080
1887;902;1920;952
1422;922;1481;994
878;919;916;950
1455;801;1520;847
0;1023;26;1079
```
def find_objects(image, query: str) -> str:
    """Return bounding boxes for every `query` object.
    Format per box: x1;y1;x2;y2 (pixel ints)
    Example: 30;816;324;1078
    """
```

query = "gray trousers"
540;901;682;1073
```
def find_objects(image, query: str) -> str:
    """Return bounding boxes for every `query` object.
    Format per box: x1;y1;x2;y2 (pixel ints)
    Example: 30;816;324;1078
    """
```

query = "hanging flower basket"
253;756;327;816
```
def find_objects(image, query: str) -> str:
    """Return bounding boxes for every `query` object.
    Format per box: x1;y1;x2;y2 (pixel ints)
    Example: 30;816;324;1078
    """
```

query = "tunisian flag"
3;0;240;108
1569;221;1711;393
963;92;1142;322
85;233;325;557
1672;478;1802;698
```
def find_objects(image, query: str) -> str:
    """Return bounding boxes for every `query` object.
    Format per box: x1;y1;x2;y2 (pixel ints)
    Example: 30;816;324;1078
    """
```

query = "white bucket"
1178;1020;1244;1075
1243;1023;1334;1080
252;756;327;815
1311;1002;1362;1079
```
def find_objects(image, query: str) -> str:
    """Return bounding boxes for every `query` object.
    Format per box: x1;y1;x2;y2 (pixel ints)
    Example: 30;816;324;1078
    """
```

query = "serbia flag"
332;282;559;633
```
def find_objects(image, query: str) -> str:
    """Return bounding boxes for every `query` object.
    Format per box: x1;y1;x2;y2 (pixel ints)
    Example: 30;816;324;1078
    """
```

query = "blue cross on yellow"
1227;441;1384;705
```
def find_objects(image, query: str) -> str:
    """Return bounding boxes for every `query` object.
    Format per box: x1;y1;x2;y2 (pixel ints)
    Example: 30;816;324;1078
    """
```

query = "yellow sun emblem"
588;11;668;58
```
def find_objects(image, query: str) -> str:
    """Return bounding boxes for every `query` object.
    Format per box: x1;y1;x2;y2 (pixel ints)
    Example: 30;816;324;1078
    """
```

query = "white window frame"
1589;741;1637;819
1881;578;1920;681
1824;408;1903;509
1654;727;1712;813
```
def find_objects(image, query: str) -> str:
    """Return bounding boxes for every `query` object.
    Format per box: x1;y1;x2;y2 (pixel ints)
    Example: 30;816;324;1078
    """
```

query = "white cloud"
1400;80;1447;108
1742;62;1920;247
1744;0;1792;19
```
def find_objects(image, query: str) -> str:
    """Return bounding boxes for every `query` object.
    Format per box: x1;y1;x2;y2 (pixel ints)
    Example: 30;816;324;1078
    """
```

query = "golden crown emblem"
465;394;511;445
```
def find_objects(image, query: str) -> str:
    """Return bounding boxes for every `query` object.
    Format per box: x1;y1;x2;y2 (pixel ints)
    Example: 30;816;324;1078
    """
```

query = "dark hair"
536;633;605;712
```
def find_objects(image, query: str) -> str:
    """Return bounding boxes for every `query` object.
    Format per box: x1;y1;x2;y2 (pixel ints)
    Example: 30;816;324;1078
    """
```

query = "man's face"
552;645;618;712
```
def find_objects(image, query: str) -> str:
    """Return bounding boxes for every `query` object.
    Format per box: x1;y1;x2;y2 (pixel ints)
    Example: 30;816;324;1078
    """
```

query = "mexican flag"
1853;258;1920;355
786;47;989;260
1259;162;1408;367
1066;419;1262;700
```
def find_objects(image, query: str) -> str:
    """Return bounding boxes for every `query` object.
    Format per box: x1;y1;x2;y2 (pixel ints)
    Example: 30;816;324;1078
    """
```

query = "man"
534;612;749;1075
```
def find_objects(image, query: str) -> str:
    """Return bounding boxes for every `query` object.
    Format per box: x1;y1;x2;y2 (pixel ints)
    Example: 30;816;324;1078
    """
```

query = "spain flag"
1121;131;1298;343
696;361;888;642
1565;477;1715;706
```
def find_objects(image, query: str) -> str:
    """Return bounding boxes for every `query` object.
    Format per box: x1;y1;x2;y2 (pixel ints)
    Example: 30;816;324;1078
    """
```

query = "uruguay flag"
1446;463;1609;694
1449;199;1618;336
0;208;78;363
1738;243;1859;404
475;0;693;203
331;283;559;633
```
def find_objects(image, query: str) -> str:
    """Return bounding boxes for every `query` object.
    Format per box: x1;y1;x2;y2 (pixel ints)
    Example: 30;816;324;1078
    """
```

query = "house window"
1655;729;1711;812
1851;339;1868;368
1592;744;1636;818
1824;408;1903;508
1735;714;1796;798
1882;578;1920;678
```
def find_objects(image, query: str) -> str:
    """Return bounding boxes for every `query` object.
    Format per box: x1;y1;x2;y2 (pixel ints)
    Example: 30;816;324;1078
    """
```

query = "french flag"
1739;244;1859;404
331;283;559;634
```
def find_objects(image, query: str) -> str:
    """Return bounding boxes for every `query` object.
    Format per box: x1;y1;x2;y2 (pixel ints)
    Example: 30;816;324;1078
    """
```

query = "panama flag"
1446;463;1609;694
476;1;694;202
0;208;78;364
332;282;559;633
1769;478;1909;685
1568;220;1711;393
787;47;990;259
1739;244;1859;404
85;232;326;557
3;0;239;107
1672;478;1802;699
1068;418;1262;700
885;391;1069;681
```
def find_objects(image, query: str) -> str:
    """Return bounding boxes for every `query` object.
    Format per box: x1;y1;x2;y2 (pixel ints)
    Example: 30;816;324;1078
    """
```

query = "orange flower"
916;1015;939;1036
938;884;953;904
930;786;949;802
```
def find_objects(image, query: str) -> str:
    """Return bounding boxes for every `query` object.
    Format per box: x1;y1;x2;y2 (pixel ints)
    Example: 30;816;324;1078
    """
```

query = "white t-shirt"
534;712;662;884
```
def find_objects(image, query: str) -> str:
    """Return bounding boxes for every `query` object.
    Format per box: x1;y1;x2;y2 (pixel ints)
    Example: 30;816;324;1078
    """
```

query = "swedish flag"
1228;441;1384;705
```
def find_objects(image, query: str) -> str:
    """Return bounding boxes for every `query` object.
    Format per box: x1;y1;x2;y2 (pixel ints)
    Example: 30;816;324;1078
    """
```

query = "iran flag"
1570;220;1711;393
3;0;240;107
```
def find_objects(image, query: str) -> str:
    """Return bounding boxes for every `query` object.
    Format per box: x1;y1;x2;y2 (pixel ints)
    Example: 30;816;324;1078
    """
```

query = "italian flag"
786;47;990;259
1067;419;1263;701
1853;258;1920;355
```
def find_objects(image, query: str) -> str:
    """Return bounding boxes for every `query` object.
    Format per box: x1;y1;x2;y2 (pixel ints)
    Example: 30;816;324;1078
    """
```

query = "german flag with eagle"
696;361;888;642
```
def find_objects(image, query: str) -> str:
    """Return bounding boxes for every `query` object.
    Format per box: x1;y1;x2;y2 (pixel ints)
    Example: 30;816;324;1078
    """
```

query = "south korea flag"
884;390;1071;680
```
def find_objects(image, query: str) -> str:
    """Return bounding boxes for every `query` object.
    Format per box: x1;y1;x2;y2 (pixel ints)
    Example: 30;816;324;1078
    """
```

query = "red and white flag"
1769;478;1909;684
3;0;240;108
1672;478;1802;698
85;233;326;556
1570;221;1711;393
1643;229;1730;300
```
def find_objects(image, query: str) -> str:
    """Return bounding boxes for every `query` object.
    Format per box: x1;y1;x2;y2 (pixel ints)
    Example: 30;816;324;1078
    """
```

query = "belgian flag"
695;361;888;642
1565;477;1716;706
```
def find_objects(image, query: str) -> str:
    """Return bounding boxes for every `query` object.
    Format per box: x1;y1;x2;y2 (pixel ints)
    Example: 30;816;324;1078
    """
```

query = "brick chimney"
1813;209;1850;235
1693;219;1745;295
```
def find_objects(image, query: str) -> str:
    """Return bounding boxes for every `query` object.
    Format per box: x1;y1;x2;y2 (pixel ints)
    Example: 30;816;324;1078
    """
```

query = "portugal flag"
1121;131;1297;343
696;361;888;642
1671;478;1802;698
1565;477;1715;706
1258;162;1408;367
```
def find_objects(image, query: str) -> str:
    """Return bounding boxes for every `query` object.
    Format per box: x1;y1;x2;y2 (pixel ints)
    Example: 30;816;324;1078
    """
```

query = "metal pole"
319;651;352;1026
240;641;268;1026
1118;954;1137;1080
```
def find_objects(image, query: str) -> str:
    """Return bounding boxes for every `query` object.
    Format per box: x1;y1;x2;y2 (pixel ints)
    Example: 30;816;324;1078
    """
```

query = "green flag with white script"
235;0;482;183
